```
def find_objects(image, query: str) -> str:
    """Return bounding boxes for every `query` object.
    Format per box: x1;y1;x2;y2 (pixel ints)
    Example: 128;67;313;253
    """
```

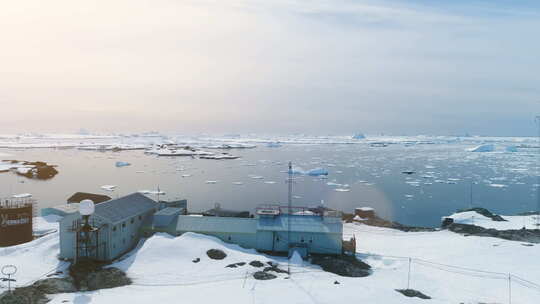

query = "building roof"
202;206;250;218
94;192;157;223
257;214;342;234
175;215;257;234
41;204;80;217
67;192;111;204
155;207;183;216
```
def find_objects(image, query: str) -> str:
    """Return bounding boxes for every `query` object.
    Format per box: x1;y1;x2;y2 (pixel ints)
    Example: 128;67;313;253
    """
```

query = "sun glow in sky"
1;0;539;135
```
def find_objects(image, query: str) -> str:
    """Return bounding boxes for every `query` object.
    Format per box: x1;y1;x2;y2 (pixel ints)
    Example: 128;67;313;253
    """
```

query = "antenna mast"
287;161;293;275
536;116;540;229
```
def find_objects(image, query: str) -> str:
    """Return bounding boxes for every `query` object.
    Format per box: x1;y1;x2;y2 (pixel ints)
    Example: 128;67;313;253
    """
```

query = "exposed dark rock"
192;258;200;263
0;286;48;304
85;268;131;291
32;278;77;294
334;280;340;285
456;207;507;222
1;160;59;180
446;223;540;243
396;289;431;299
0;260;130;304
249;260;265;268
253;271;277;280
441;217;454;228
226;262;246;268
311;255;371;277
342;213;435;232
207;249;227;260
263;265;289;274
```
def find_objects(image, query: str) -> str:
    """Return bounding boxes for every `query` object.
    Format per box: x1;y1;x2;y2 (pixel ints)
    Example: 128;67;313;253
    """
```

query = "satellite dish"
79;199;95;216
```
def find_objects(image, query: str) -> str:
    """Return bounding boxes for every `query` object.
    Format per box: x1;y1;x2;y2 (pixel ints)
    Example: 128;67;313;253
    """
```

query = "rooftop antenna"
157;185;161;203
536;116;540;229
287;161;293;276
1;265;17;294
77;199;97;262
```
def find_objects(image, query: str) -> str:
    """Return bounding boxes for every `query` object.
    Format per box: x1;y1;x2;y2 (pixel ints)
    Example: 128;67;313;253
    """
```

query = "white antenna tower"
534;115;540;229
287;161;293;276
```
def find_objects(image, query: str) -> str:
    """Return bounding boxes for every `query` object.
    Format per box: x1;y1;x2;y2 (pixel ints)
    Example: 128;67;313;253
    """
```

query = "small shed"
354;207;375;219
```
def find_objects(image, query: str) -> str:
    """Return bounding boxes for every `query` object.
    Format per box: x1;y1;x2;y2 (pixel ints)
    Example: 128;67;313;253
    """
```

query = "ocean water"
1;142;538;227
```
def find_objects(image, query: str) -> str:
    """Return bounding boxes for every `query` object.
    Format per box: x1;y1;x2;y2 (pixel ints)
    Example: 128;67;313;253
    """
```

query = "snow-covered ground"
447;211;540;230
0;216;68;294
2;215;540;303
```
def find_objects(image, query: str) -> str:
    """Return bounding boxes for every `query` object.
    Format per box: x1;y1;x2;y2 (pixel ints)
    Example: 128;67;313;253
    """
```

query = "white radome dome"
79;199;95;216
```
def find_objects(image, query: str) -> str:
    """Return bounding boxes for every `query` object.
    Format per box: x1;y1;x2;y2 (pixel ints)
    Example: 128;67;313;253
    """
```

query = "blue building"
153;205;343;257
59;192;158;262
58;193;344;262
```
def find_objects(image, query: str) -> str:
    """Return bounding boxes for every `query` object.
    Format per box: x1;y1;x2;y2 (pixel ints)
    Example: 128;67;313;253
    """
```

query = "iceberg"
468;144;495;152
306;168;329;176
266;142;282;148
115;161;131;167
352;133;366;140
290;166;328;176
505;146;518;152
101;185;117;191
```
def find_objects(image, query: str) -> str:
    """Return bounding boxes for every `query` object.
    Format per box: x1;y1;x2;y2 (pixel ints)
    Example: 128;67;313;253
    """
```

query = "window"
138;215;142;221
130;218;134;224
227;236;231;241
122;222;126;228
112;226;117;232
276;237;280;242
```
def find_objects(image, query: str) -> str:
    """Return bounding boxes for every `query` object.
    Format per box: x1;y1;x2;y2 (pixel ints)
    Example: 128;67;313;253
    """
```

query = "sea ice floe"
468;144;495;152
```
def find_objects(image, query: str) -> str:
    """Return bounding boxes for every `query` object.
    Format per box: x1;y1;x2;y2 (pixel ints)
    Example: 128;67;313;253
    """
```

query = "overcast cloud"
0;0;539;135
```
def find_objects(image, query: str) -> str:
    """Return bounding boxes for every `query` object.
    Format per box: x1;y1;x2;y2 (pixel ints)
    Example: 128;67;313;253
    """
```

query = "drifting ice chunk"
232;182;244;185
335;188;351;192
16;167;33;174
468;144;495;152
307;168;329;176
101;185;117;191
266;142;282;148
205;181;218;184
12;193;32;198
352;133;366;140
291;166;328;176
115;161;131;167
505;146;518;152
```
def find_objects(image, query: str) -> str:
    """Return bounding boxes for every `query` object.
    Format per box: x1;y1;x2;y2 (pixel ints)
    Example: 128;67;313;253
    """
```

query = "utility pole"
536;116;540;229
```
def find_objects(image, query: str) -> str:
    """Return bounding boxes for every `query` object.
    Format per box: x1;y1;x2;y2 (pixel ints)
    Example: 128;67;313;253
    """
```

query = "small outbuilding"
67;192;111;205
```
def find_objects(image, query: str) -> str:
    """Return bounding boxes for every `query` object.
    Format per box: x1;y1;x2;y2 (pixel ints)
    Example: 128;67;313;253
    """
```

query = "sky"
0;0;539;136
